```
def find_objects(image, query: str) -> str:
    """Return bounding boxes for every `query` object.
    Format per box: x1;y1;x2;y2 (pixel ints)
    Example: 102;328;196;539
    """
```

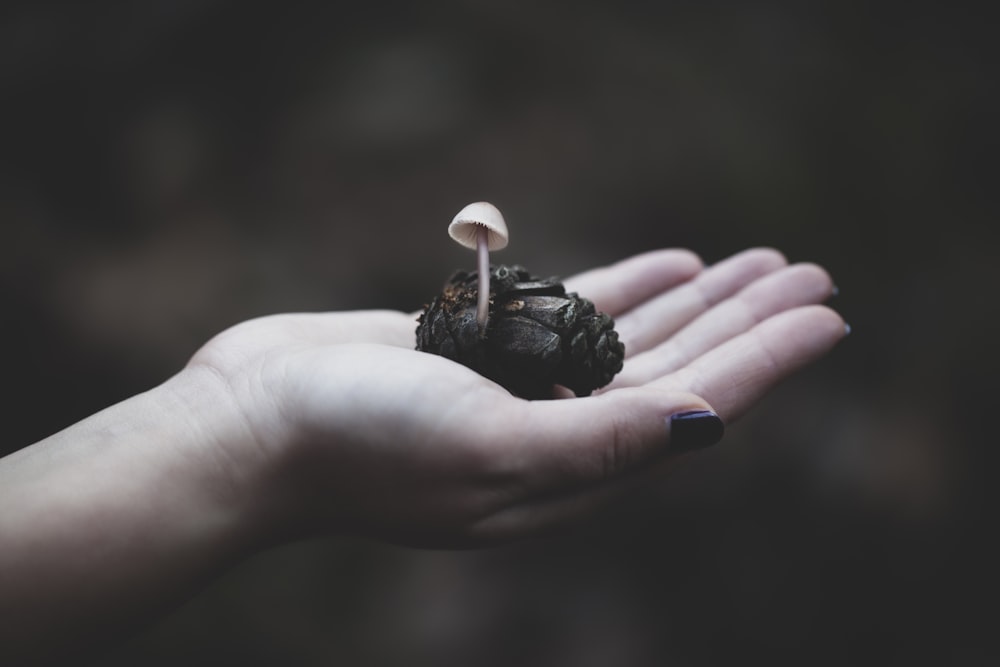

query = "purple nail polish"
669;410;725;453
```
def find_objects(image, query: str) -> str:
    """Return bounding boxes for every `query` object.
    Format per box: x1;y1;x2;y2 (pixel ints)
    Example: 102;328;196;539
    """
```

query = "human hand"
188;248;845;549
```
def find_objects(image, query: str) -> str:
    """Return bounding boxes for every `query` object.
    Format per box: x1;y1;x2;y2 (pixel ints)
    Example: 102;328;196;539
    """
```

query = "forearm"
0;367;273;662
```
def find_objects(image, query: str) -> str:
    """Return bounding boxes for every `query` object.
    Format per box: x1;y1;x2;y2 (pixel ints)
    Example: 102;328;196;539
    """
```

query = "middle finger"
613;247;788;356
606;262;834;390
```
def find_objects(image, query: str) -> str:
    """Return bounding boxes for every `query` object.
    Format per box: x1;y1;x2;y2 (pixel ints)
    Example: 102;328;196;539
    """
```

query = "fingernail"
844;322;852;336
669;410;725;453
831;285;840;298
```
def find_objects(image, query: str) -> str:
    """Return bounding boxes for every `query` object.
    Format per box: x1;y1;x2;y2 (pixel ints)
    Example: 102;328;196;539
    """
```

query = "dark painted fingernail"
669;411;725;453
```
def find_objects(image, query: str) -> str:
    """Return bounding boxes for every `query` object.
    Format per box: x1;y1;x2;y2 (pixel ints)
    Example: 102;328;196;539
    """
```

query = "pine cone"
416;265;625;399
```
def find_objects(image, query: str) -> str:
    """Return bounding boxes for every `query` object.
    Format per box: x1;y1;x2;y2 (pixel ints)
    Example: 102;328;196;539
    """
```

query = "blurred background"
2;0;995;664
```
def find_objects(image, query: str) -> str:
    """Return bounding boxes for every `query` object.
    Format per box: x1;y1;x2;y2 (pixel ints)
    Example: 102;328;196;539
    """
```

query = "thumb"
508;388;725;492
471;389;724;541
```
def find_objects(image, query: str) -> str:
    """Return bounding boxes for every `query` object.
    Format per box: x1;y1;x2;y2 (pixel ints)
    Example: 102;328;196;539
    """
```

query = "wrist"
158;364;297;551
0;365;289;658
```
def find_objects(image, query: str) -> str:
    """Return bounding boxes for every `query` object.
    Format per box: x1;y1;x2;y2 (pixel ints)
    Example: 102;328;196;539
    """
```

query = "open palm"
188;248;845;547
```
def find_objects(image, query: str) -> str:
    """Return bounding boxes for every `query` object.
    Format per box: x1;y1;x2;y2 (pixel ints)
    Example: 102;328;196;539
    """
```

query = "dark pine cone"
416;265;625;400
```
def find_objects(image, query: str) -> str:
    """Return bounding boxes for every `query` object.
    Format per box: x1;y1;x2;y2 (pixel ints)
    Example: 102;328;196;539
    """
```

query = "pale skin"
0;247;846;663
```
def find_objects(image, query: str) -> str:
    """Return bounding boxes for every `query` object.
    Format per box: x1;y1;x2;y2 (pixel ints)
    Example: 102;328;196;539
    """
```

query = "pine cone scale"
416;265;625;399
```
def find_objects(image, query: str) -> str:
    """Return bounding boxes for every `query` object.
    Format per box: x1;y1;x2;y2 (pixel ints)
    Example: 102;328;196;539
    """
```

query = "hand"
0;247;845;661
188;248;846;548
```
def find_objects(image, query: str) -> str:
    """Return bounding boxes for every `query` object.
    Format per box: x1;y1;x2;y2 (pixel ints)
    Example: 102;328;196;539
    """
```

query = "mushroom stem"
475;224;490;333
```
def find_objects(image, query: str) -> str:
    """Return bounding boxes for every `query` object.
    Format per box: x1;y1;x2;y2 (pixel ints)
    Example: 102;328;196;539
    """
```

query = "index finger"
563;249;703;317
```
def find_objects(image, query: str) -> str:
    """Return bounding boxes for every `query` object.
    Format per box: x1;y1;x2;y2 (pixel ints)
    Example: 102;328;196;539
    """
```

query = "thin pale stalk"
476;225;490;333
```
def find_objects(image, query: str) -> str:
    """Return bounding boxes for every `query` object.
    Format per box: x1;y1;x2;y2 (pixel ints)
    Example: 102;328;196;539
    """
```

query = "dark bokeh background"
3;1;996;664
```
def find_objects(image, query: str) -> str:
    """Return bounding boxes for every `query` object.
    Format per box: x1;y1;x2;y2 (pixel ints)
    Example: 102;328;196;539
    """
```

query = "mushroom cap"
448;202;509;251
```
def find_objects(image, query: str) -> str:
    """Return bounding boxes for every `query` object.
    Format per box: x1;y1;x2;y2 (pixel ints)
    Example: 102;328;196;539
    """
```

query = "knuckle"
601;412;637;479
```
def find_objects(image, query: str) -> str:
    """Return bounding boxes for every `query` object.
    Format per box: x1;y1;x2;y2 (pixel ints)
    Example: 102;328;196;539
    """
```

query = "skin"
0;247;846;663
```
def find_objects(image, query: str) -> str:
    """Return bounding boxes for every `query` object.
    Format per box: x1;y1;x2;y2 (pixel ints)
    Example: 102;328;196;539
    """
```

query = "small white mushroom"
448;202;509;333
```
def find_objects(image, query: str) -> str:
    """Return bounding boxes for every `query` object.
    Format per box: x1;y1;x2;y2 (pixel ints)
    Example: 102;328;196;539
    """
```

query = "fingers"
562;249;703;317
650;305;848;422
613;248;788;356
609;263;835;388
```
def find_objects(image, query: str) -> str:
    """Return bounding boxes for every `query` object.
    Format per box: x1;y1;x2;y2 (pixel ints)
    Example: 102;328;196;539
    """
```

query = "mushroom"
448;202;509;333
